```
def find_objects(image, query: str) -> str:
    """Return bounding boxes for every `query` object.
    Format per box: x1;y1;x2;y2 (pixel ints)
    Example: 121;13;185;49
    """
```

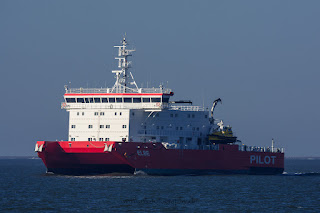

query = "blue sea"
0;157;319;212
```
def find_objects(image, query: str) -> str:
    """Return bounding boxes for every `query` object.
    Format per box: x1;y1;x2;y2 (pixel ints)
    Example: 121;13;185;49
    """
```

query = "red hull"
36;141;284;175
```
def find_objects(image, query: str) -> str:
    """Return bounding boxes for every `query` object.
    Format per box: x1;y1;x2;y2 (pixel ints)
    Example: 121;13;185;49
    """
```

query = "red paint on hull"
36;141;284;175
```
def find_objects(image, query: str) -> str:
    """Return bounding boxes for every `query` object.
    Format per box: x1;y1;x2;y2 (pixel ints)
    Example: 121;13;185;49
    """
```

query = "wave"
282;172;320;176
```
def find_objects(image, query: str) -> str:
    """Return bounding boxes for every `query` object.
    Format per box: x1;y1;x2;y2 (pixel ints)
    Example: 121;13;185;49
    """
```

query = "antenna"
111;35;137;93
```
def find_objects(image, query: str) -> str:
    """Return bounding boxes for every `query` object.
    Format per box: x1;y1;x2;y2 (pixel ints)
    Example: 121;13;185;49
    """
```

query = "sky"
0;0;319;157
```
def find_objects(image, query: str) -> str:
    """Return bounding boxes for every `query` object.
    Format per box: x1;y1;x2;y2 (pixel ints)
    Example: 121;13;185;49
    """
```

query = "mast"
112;36;137;93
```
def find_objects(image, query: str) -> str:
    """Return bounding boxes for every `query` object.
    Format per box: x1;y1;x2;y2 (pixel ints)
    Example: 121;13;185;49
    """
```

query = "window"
88;125;93;128
120;112;122;116
170;114;173;117
106;125;110;128
175;114;178;117
124;98;132;103
66;98;76;103
122;125;127;128
133;98;141;103
100;125;104;128
100;112;104;116
71;138;75;141
82;112;85;116
94;112;98;116
88;138;92;141
105;138;110;141
77;112;79;116
192;114;195;118
85;98;93;103
151;98;161;102
180;127;183;130
116;98;122;103
109;98;115;103
143;98;150;102
176;127;179;130
205;115;208;118
122;138;127;142
94;98;101;103
188;114;190;118
115;112;117;116
93;138;96;141
71;125;76;128
77;98;85;103
196;127;199;131
156;126;159;130
102;98;108;103
99;138;103;141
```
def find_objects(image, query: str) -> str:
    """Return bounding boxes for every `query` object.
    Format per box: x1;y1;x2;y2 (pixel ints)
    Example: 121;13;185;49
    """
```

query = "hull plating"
36;141;284;175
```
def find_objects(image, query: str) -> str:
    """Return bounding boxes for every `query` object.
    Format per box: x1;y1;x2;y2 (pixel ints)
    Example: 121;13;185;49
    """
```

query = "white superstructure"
62;37;212;148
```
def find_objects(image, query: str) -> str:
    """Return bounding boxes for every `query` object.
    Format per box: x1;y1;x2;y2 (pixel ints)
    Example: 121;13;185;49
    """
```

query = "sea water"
0;157;319;212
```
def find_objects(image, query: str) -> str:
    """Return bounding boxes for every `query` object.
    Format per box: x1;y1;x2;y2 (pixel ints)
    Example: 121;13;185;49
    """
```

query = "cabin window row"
70;125;127;129
66;97;169;103
87;138;110;141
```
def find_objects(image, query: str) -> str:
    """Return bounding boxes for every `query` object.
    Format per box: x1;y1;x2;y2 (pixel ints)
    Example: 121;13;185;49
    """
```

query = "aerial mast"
112;35;136;93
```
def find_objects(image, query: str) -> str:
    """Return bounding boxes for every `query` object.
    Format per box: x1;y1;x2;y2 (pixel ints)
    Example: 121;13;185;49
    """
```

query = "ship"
35;36;284;175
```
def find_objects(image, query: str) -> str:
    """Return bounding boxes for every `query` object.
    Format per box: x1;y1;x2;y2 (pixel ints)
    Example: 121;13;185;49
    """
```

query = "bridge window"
94;112;98;116
94;98;101;103
71;138;75;141
100;125;104;128
122;125;127;128
109;98;115;103
85;98;94;103
143;98;150;102
71;125;76;128
100;112;104;116
88;125;93;128
124;98;132;103
133;98;141;103
106;125;110;128
151;98;161;102
88;138;92;141
101;98;108;103
77;98;85;103
105;138;109;141
116;98;122;103
66;98;76;103
99;138;103;141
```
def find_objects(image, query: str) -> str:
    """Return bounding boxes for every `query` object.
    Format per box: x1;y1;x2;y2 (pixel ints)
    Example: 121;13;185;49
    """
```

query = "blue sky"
0;0;319;157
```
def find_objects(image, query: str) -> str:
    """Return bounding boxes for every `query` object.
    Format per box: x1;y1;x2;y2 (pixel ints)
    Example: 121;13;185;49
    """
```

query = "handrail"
66;87;172;94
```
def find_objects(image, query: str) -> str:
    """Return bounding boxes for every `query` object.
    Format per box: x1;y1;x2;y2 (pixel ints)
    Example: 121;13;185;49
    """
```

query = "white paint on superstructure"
62;36;213;148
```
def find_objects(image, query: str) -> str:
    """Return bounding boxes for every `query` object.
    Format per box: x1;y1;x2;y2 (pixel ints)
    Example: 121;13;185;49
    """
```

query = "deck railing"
238;145;284;153
169;105;206;111
66;87;172;94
